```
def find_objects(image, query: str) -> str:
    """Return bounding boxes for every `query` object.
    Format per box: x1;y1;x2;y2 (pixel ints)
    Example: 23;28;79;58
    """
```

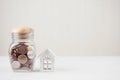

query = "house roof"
39;49;55;58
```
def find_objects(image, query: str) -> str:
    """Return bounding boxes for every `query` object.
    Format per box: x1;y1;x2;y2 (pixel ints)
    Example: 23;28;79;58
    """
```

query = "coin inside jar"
18;44;28;54
27;46;35;59
12;61;21;69
18;54;28;64
27;51;35;59
27;46;33;51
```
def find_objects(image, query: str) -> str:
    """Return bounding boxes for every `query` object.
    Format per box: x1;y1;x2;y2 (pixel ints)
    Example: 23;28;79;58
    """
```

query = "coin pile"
10;42;35;70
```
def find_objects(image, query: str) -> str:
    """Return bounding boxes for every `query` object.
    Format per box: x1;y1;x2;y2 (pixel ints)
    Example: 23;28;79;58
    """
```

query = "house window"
43;55;52;70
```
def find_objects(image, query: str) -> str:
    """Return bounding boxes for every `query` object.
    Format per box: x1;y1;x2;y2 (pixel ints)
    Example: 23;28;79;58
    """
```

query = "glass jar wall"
9;27;36;71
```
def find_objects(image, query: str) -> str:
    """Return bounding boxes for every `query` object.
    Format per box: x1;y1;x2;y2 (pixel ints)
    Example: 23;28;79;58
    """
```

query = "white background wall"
0;0;120;56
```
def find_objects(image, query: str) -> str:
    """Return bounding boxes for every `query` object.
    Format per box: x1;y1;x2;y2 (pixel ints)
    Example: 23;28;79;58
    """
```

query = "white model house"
39;49;55;71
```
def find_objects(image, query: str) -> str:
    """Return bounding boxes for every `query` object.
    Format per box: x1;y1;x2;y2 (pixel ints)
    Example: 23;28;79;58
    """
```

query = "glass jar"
9;27;36;71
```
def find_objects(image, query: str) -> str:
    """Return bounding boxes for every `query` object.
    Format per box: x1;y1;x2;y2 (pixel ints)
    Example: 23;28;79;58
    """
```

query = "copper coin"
18;45;28;54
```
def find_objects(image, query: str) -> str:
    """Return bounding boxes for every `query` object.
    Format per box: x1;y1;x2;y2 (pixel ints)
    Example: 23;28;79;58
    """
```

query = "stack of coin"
10;42;35;70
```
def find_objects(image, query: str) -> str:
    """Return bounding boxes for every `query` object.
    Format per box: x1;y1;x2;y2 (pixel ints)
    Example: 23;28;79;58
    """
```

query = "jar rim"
12;32;34;40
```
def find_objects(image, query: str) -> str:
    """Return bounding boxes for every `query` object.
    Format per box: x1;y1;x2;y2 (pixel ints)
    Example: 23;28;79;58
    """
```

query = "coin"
12;61;20;69
27;46;35;59
18;44;28;54
18;54;28;64
27;51;35;59
27;46;33;51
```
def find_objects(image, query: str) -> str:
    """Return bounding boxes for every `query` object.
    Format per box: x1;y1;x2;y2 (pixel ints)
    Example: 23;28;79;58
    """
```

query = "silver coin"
27;51;35;59
27;46;33;51
12;61;20;69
